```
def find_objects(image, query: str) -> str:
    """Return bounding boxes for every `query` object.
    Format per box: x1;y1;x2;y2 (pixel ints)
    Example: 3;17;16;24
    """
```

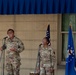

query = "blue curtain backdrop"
0;0;76;14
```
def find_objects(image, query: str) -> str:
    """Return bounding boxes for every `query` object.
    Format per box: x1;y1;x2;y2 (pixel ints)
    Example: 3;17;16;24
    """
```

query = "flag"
46;24;50;40
65;26;76;75
46;25;50;45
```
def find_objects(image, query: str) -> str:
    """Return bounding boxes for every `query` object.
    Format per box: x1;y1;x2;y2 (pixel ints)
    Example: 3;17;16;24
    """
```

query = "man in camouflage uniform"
0;29;24;75
36;37;55;75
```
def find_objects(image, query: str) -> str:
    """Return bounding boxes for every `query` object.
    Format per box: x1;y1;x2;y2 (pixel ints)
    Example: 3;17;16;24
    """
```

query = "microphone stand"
35;44;41;75
38;45;41;75
1;38;7;75
2;49;5;75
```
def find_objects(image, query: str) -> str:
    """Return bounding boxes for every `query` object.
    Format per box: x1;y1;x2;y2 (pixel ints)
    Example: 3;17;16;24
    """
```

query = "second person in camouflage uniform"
36;37;55;75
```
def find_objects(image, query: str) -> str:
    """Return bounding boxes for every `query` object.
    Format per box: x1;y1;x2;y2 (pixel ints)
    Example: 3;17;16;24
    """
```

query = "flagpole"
65;25;76;75
70;24;76;72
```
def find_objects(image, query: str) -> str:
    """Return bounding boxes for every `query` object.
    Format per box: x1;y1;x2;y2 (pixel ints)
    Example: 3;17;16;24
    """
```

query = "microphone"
2;36;8;50
3;36;8;39
39;43;42;47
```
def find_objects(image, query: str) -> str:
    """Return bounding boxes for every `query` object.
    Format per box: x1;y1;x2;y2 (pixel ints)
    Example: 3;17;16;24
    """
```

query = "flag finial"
69;24;72;29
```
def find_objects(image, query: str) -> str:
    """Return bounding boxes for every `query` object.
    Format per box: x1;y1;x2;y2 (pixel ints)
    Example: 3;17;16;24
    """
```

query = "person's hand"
50;68;54;73
10;48;16;52
36;68;40;73
0;47;2;51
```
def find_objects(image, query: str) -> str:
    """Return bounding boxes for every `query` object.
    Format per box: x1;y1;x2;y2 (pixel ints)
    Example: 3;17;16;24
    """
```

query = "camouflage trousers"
6;57;21;75
40;66;54;75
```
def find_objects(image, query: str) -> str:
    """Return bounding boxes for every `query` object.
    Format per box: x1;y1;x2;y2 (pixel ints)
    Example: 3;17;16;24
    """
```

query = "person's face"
42;38;48;45
7;31;14;38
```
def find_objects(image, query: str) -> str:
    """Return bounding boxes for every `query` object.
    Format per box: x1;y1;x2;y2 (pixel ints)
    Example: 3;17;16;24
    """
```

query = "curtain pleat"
0;0;75;14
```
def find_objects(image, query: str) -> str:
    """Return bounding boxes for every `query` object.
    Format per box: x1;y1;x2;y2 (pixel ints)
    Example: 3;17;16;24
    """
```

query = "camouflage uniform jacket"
2;36;24;63
36;45;55;70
